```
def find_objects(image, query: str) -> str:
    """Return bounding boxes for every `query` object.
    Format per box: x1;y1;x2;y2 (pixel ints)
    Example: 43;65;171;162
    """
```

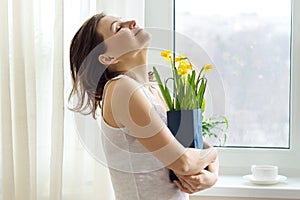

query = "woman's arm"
104;77;217;175
174;144;219;194
174;157;219;194
167;146;217;175
136;124;218;175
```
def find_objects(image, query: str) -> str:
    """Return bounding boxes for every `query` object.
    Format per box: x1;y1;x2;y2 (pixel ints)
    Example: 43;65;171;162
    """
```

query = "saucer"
243;174;287;185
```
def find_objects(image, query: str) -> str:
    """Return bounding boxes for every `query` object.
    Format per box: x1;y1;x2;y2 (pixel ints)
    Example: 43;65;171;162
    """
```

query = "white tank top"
99;75;189;200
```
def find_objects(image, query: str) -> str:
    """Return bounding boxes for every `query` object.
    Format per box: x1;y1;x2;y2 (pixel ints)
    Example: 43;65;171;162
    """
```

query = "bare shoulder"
106;76;140;95
103;76;152;128
102;77;137;127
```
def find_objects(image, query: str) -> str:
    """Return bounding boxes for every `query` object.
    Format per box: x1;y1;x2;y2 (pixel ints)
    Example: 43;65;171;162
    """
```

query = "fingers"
174;175;208;194
173;155;219;194
174;170;218;193
178;176;194;192
173;180;194;194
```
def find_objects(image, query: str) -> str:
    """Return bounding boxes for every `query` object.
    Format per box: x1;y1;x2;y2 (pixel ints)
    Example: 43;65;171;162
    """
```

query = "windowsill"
191;175;300;199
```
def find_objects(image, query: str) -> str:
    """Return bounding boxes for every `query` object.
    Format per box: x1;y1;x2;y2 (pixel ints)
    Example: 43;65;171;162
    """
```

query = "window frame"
144;0;300;176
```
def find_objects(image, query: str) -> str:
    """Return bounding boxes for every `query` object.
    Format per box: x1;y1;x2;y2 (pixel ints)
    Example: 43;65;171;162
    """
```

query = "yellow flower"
203;64;213;74
186;62;193;70
177;59;192;77
175;54;185;62
177;65;188;76
181;59;193;70
161;50;172;62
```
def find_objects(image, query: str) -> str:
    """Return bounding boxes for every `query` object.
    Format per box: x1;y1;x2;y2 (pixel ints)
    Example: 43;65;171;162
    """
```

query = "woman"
69;13;219;200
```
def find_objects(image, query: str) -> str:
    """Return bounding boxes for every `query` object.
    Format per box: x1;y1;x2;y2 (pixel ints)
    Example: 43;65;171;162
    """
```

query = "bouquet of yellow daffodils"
153;50;228;146
153;50;213;111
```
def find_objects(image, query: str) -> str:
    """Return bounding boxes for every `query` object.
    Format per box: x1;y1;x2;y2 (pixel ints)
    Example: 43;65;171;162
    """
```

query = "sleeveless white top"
99;75;189;200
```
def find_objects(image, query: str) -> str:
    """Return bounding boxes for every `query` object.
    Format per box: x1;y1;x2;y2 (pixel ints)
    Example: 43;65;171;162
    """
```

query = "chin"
137;30;151;44
143;31;152;42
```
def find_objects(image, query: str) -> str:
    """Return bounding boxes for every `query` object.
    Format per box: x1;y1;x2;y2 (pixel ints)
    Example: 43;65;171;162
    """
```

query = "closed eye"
116;25;123;32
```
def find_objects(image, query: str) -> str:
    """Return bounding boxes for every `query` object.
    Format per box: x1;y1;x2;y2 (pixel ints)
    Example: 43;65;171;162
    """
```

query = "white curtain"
0;0;64;199
0;0;145;199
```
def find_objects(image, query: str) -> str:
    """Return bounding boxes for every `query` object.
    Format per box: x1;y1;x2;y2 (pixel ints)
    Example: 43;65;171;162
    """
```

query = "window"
175;0;291;148
145;0;300;176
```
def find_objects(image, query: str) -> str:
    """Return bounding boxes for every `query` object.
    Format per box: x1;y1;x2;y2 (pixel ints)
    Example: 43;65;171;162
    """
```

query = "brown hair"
68;13;120;118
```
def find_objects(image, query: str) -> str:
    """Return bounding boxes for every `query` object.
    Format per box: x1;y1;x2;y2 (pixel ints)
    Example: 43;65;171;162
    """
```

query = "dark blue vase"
167;109;203;182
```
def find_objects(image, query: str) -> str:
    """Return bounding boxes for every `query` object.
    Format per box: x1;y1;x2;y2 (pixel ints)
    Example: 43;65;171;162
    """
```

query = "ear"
98;54;119;65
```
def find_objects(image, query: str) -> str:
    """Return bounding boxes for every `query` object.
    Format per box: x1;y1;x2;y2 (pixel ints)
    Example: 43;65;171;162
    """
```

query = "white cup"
251;165;278;181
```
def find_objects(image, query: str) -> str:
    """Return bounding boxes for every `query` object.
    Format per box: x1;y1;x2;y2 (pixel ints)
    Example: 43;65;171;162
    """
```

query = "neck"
125;65;149;84
114;50;149;84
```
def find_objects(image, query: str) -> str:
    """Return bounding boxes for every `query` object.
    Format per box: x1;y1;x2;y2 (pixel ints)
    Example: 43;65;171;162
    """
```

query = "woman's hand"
173;156;219;194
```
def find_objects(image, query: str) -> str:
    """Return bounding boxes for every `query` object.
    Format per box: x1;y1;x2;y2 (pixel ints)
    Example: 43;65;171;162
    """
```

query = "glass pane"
175;0;291;147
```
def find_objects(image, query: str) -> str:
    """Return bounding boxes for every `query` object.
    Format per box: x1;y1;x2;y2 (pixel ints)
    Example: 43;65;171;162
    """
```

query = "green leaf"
189;70;196;89
222;116;229;130
153;67;174;110
187;78;197;109
163;86;174;111
197;78;207;109
223;134;227;146
202;98;206;113
175;97;181;110
202;115;229;146
195;70;203;88
174;71;185;109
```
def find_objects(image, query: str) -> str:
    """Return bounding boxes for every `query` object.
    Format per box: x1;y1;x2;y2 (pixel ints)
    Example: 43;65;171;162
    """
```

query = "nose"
123;20;137;29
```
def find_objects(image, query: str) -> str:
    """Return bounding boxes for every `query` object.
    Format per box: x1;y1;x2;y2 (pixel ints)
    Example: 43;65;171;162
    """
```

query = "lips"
134;28;143;36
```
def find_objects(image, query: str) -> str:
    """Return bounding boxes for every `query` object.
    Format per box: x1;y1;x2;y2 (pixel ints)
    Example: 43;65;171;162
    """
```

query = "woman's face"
96;16;151;59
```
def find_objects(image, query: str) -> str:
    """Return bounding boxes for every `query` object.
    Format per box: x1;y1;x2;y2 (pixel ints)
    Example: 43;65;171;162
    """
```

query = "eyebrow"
110;20;119;31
